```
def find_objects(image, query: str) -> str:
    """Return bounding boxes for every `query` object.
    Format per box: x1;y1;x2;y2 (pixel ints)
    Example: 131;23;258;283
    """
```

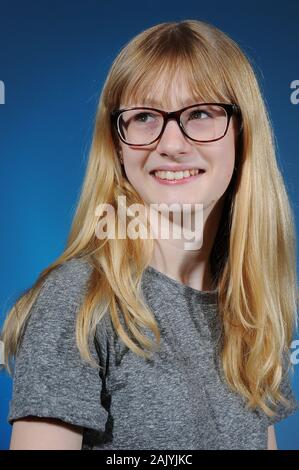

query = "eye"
133;112;156;122
188;110;210;120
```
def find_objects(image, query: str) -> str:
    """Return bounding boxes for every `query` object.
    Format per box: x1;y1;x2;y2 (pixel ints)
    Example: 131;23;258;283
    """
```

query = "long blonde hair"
2;19;298;418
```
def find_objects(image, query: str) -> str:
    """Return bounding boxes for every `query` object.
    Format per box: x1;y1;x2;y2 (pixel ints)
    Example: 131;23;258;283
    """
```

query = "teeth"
153;169;200;180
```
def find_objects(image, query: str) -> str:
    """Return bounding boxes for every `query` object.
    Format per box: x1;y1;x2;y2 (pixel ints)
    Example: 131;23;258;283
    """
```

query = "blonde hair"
2;19;298;418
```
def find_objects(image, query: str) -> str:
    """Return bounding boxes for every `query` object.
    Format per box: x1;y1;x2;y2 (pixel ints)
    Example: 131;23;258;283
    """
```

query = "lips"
150;166;205;173
149;166;206;186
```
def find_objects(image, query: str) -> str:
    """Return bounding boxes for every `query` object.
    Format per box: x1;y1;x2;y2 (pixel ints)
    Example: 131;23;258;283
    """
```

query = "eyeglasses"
110;102;241;146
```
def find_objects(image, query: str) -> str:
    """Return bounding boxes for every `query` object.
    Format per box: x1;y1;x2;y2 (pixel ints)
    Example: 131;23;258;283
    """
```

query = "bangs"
119;51;233;110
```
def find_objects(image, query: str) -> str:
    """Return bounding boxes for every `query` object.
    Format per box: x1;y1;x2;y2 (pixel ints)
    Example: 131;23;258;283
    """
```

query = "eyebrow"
128;98;202;108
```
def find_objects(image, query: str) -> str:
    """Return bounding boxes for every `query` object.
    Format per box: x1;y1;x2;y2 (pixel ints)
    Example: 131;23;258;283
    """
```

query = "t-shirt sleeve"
265;351;299;426
7;260;109;434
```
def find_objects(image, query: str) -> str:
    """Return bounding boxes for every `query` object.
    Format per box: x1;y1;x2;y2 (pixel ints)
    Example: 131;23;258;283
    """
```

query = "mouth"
150;168;206;185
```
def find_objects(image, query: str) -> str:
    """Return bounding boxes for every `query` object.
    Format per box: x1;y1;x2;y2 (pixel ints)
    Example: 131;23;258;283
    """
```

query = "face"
117;78;237;214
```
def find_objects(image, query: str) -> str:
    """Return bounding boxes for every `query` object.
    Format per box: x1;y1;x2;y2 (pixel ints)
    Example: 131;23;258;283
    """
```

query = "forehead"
123;96;202;110
120;68;224;111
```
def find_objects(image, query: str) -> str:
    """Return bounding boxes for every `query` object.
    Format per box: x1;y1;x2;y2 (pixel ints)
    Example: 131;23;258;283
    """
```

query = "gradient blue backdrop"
0;0;298;450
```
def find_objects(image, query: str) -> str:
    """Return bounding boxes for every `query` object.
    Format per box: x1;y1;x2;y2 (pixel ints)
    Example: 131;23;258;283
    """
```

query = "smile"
150;168;205;185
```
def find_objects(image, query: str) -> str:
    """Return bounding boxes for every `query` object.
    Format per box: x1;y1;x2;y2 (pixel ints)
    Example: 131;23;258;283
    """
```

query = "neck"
147;197;225;291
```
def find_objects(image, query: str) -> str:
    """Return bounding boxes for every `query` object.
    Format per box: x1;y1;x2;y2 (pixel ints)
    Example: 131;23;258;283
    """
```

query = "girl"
2;19;298;450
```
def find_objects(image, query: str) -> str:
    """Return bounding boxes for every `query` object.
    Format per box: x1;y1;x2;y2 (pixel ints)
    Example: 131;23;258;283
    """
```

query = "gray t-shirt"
7;257;298;449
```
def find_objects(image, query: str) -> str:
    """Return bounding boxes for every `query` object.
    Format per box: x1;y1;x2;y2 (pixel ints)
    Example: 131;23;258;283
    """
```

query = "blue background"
0;0;298;450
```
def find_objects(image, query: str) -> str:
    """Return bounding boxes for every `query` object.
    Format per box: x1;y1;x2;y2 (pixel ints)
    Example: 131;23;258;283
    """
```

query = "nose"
155;118;192;157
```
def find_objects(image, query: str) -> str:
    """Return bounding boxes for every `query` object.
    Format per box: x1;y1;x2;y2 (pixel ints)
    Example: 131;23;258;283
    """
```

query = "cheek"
212;162;234;193
123;157;141;177
121;154;147;193
209;141;235;195
223;161;235;184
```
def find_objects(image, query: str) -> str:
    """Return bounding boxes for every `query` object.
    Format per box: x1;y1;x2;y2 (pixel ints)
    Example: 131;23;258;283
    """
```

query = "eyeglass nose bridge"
156;109;186;140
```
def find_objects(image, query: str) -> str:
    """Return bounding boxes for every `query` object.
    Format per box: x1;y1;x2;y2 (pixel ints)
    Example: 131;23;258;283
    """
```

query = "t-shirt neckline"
145;264;219;303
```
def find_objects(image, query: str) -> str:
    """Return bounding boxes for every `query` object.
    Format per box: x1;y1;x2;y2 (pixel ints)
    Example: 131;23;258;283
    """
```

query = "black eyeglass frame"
110;102;241;146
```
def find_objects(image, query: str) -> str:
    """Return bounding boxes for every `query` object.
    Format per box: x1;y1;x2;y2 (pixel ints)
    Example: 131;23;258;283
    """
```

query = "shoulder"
44;256;94;288
14;257;99;362
18;257;95;344
37;257;94;308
